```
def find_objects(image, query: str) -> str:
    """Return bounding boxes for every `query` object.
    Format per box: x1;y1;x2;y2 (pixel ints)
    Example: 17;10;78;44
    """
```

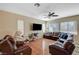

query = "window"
48;24;53;32
60;21;77;34
68;21;77;34
60;22;68;32
48;23;60;32
48;21;77;35
17;20;24;35
42;24;45;33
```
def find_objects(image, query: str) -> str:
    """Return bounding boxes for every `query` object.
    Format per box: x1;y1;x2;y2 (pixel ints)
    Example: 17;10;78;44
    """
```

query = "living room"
0;3;79;55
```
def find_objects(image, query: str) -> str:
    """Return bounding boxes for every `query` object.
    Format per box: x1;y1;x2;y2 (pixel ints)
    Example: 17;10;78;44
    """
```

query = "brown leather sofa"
43;32;60;41
49;42;75;55
0;35;32;55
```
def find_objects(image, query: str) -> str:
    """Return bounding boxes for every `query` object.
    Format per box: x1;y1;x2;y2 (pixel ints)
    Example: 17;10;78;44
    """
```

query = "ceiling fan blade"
52;15;58;17
51;12;55;14
48;12;55;16
49;12;55;14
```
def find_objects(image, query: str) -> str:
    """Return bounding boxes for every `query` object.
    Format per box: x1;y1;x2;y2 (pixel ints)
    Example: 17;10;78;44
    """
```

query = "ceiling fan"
34;3;59;18
43;12;59;18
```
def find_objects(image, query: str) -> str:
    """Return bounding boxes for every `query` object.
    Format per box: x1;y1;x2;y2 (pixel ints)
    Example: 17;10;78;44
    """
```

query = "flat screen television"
32;23;42;30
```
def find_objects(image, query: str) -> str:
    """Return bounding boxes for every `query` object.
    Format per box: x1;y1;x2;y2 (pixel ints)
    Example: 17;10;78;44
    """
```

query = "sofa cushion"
53;32;60;37
44;32;53;36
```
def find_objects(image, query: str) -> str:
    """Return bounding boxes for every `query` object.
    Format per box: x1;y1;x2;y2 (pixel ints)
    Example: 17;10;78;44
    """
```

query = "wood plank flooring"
25;38;55;55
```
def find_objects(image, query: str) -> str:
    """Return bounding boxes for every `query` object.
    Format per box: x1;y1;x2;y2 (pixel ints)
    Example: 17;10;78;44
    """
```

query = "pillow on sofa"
54;40;64;48
54;33;74;48
59;33;68;40
58;32;62;37
54;33;68;48
59;33;73;42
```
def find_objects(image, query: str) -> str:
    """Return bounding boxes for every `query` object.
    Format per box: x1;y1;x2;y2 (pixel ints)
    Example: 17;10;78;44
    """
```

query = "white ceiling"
0;3;79;21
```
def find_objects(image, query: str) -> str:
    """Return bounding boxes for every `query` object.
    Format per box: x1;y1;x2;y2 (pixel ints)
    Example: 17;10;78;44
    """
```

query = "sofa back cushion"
4;35;17;50
53;32;60;37
44;32;53;36
4;35;16;45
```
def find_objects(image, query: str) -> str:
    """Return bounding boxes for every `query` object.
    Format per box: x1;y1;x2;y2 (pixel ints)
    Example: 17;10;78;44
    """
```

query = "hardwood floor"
25;38;55;55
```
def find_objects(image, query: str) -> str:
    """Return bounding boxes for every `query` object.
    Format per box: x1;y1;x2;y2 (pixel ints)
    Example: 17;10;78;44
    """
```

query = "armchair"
49;42;75;55
0;35;32;55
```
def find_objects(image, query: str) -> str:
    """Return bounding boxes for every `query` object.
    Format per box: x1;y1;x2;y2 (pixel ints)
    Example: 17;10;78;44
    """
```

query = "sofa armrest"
64;42;75;54
14;45;32;55
49;45;69;55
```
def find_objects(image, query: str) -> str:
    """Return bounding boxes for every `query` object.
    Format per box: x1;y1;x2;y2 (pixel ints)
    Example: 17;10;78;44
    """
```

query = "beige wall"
0;10;45;39
48;15;79;43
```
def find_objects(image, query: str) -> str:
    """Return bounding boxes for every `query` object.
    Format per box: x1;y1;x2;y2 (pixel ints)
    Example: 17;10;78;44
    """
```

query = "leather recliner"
49;42;75;55
0;35;32;55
